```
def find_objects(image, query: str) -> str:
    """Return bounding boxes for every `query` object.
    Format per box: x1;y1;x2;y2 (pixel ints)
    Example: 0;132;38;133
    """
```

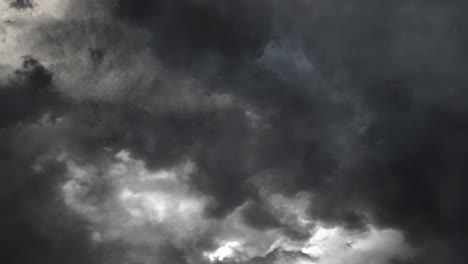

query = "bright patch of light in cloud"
203;221;413;264
299;226;414;264
118;186;205;223
0;0;69;67
204;241;242;262
61;150;208;244
61;150;413;264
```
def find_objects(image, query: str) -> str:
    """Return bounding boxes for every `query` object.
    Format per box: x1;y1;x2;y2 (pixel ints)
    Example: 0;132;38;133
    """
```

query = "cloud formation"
1;0;468;263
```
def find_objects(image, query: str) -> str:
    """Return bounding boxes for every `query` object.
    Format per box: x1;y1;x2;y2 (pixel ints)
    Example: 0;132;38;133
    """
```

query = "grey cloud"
2;0;468;264
0;56;63;127
10;0;34;10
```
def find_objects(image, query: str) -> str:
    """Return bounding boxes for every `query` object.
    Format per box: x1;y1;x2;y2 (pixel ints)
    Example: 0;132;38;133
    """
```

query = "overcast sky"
1;0;468;264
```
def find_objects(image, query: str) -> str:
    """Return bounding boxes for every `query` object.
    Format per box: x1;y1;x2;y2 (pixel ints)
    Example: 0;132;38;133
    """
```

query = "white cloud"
201;192;413;264
205;241;242;262
0;0;70;68
61;150;209;246
61;150;414;264
299;226;414;264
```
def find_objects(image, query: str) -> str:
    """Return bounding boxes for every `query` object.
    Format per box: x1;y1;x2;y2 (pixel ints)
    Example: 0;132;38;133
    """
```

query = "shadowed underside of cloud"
1;0;468;263
9;0;34;10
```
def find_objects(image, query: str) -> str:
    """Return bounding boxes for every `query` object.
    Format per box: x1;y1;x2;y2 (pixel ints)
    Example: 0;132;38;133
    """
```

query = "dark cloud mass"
10;0;34;10
0;57;99;264
116;0;273;69
1;0;468;263
0;57;58;127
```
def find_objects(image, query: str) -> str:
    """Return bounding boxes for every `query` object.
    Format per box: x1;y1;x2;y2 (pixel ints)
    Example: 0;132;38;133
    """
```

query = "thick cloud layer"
1;0;468;263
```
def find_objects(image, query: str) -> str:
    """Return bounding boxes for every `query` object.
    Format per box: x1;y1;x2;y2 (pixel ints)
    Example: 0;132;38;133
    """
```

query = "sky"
1;0;468;263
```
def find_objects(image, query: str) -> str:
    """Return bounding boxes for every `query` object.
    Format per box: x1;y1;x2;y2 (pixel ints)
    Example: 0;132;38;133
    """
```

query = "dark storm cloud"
112;0;468;261
240;200;282;231
0;156;92;264
0;57;157;264
10;0;34;10
263;1;468;262
0;56;61;127
0;58;102;264
59;99;259;218
115;0;273;70
65;0;468;258
254;1;468;263
3;0;468;263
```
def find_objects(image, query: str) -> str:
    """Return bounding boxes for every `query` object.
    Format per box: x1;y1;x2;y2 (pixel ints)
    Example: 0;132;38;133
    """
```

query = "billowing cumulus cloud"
1;0;468;263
